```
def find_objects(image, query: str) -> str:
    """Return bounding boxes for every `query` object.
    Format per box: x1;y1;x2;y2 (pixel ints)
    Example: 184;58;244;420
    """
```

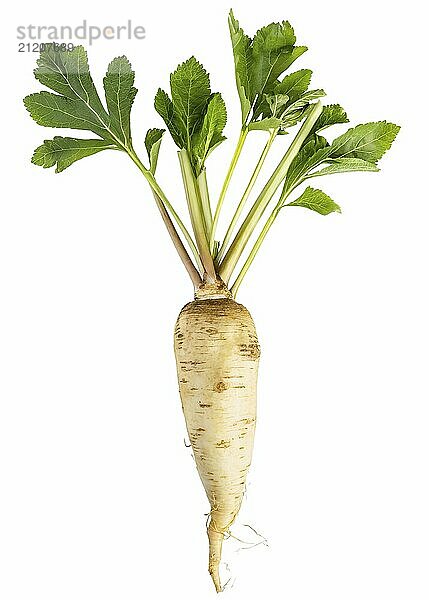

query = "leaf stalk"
178;150;217;280
217;127;278;263
210;126;248;252
128;148;204;274
219;102;323;283
197;169;213;236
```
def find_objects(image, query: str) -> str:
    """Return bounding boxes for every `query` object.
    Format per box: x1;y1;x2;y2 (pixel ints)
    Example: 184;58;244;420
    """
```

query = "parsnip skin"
174;292;260;592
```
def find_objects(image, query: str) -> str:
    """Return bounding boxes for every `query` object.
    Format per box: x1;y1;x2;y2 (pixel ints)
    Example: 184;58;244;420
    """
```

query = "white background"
1;1;428;598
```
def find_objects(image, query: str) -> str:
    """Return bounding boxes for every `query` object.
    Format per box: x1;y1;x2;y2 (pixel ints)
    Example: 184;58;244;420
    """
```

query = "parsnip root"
174;291;260;591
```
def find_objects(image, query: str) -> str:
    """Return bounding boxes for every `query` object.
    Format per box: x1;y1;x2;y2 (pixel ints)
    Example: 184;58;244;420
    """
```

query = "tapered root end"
208;522;224;592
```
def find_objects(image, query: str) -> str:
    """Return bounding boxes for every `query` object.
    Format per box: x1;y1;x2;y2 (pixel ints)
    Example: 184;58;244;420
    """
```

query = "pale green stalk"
230;184;297;296
151;191;202;287
216;128;278;264
230;209;277;297
219;102;323;283
178;150;217;280
127;148;203;274
210;127;248;252
230;143;321;296
197;169;213;237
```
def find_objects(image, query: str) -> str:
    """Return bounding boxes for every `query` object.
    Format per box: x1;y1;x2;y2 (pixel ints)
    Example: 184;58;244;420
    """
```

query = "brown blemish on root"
181;360;205;366
215;439;231;449
234;417;255;426
239;342;261;360
214;381;227;393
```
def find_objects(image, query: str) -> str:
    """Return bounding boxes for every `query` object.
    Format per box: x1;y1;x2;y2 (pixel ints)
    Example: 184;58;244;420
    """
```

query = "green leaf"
266;93;290;116
284;135;332;191
252;20;307;100
192;93;227;171
258;86;323;127
273;69;312;102
103;56;137;146
228;14;309;125
31;136;115;173
34;44;108;120
311;104;349;133
23;91;115;141
330;121;400;163
25;44;138;149
228;10;253;123
286;89;325;112
253;20;296;54
248;117;283;131
279;110;308;130
154;88;184;148
169;57;211;148
251;21;296;96
156;60;226;173
286;186;341;215
283;120;398;197
308;157;379;178
25;45;139;174
145;128;165;173
277;45;308;73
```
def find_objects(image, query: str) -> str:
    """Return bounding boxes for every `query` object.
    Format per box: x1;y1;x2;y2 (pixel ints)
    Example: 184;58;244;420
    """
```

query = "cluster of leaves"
23;44;162;173
22;24;400;291
281;105;400;214
154;58;227;176
228;10;322;132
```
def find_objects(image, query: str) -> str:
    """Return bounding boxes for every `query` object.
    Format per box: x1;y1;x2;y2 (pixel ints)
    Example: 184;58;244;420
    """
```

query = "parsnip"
174;284;260;591
24;11;399;593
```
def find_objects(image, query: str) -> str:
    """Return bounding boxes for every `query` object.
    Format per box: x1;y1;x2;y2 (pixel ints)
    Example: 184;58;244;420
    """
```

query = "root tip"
208;521;224;592
209;567;222;593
